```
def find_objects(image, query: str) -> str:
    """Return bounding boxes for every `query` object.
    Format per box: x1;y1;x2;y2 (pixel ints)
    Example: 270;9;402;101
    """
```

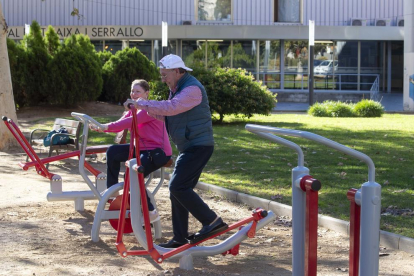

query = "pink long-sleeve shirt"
135;86;202;120
104;109;172;156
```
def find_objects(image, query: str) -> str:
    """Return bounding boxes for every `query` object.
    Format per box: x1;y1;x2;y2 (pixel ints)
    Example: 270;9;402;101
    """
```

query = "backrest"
52;118;80;136
115;129;128;144
114;111;129;144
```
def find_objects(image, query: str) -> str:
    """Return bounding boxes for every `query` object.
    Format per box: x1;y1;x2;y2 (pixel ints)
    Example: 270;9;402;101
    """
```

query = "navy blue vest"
166;73;214;152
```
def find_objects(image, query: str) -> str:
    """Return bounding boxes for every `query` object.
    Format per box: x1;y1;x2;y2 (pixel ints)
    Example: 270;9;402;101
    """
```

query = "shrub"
151;67;276;123
354;99;384;117
101;47;159;103
47;34;103;105
149;80;169;101
21;21;51;106
7;38;28;108
308;102;330;117
325;101;355;117
210;67;276;122
308;101;355;117
308;100;384;117
7;21;105;107
97;50;113;66
44;26;60;56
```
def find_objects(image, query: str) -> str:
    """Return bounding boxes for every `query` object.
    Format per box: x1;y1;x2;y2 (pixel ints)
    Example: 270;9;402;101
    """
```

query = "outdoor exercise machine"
2;114;168;242
91;106;276;270
246;124;381;276
69;112;168;242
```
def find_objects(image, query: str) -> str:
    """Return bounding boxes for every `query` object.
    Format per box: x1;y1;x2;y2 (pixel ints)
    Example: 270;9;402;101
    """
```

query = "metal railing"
370;75;380;101
259;72;380;92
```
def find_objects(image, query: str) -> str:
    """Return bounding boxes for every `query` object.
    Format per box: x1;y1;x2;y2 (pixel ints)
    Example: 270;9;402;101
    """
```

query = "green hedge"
100;47;159;103
7;21;104;107
7;21;158;107
354;99;385;117
6;39;27;108
47;35;103;105
308;100;384;117
20;21;51;106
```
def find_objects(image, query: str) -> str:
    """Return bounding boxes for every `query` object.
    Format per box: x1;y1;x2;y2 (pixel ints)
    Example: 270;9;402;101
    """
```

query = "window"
232;40;257;74
104;40;122;54
284;40;308;89
259;40;281;89
153;40;177;64
274;0;300;23
336;41;358;90
91;40;104;52
129;40;152;60
182;40;206;68
198;0;232;22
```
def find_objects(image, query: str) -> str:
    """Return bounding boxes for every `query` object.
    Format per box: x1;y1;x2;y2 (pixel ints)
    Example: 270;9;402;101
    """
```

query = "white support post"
74;197;85;211
404;0;414;110
179;254;194;270
95;172;107;193
50;174;63;193
359;181;381;276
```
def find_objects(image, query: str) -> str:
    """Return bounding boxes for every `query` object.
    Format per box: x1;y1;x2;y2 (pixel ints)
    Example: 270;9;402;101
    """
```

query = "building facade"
2;0;410;107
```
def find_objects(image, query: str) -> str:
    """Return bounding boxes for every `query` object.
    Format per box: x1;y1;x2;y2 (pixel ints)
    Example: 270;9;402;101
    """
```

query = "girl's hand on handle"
124;99;140;110
89;124;107;133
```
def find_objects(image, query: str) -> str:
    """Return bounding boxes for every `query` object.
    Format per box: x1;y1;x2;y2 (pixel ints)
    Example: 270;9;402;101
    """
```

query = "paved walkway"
273;93;405;112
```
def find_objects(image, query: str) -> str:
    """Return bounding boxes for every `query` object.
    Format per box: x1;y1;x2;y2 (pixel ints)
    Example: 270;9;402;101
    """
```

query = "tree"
7;38;28;108
47;34;103;106
44;25;60;56
22;21;51;106
0;3;19;150
101;47;159;103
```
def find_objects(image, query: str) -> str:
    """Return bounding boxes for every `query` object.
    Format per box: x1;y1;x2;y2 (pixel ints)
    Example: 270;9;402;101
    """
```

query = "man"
125;54;227;248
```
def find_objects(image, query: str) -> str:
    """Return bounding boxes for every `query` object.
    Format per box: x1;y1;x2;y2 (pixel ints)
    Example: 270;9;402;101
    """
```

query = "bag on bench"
43;127;72;147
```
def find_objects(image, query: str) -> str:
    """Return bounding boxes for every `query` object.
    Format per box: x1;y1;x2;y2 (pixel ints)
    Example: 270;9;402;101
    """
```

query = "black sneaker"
186;217;228;244
158;239;186;248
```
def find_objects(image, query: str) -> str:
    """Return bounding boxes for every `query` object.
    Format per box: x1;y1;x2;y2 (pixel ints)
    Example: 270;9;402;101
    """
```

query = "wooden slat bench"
27;118;81;169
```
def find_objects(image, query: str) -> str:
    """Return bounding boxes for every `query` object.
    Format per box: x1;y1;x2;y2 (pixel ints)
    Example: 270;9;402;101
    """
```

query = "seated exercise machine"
100;106;276;270
2;114;168;242
69;112;171;242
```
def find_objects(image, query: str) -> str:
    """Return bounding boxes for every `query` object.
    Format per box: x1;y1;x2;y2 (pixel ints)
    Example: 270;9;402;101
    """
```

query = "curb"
161;171;414;254
197;181;414;255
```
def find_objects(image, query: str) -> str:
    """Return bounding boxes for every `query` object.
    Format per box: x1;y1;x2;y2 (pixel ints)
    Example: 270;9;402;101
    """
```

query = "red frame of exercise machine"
299;175;321;276
2;116;106;179
113;107;268;263
347;188;361;276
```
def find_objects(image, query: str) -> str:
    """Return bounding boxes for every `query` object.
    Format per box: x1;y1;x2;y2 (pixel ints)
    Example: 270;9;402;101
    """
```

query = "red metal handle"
348;188;361;276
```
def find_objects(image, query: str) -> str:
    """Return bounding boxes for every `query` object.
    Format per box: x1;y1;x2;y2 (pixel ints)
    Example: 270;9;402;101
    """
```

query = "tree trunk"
0;3;19;150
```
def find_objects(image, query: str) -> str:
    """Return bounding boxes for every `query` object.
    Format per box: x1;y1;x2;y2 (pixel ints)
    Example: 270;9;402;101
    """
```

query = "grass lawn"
30;113;414;238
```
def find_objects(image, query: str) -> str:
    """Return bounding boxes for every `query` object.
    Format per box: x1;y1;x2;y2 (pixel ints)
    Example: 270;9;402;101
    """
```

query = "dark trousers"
106;144;170;211
169;145;216;243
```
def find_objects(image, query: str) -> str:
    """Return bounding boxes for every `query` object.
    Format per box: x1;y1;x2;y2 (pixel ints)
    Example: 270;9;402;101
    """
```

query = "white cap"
159;54;193;71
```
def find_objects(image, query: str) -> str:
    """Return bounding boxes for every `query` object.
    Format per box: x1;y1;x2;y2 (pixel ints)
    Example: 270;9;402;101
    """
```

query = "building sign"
6;25;144;40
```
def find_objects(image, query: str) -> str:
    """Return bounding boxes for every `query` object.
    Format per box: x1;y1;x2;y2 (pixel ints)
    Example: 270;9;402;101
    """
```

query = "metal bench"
26;118;81;169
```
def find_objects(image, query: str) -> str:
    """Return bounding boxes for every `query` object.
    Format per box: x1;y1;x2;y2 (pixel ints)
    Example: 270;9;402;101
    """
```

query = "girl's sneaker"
141;209;160;225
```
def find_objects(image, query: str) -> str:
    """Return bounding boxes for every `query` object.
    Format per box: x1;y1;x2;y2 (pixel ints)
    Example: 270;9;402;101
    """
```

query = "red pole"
3;118;53;179
115;106;155;256
300;175;321;276
347;188;361;276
